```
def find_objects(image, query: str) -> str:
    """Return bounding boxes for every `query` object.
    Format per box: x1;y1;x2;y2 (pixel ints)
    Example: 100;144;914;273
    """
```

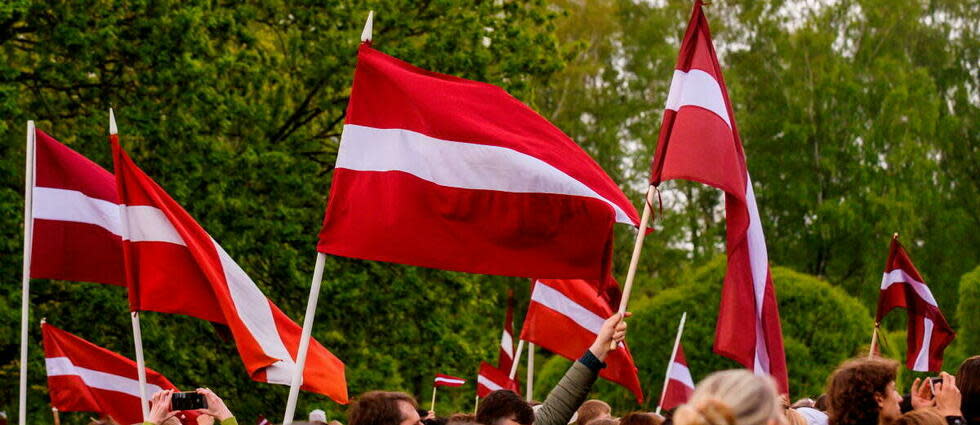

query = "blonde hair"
785;409;807;425
673;370;781;425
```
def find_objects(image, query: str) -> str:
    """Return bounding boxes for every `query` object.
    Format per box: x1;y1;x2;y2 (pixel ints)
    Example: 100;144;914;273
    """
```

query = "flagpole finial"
109;108;118;135
40;317;46;325
360;11;374;42
892;232;899;239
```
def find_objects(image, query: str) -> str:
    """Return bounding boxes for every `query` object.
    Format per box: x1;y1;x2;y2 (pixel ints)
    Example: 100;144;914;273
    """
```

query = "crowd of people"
140;315;978;425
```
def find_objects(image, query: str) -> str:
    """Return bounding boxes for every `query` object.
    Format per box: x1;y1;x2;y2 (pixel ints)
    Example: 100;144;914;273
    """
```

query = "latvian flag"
649;0;788;393
498;290;516;374
30;129;124;286
520;279;643;402
42;323;181;425
477;362;519;397
659;344;695;411
876;237;955;371
434;374;466;387
317;44;640;281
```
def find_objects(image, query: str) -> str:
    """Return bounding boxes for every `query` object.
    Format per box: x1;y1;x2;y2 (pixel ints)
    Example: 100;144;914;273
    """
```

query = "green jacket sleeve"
532;360;600;425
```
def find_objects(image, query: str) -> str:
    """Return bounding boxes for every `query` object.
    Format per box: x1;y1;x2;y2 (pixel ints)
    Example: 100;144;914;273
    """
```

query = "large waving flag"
110;136;348;404
42;323;177;425
649;0;788;392
876;237;955;371
519;279;643;402
317;44;640;281
30;129;124;286
477;362;519;398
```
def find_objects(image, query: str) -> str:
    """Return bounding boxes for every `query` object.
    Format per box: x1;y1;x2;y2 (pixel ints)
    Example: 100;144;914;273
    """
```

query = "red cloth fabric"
42;323;178;425
30;129;125;286
519;279;644;403
434;374;467;387
318;44;639;281
498;290;516;374
660;344;695;411
477;362;519;398
111;137;348;403
648;0;788;393
876;238;955;371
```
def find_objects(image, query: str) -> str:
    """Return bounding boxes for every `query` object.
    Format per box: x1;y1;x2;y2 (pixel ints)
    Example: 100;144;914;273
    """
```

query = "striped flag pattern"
659;344;695;411
477;362;519;397
434;374;466;387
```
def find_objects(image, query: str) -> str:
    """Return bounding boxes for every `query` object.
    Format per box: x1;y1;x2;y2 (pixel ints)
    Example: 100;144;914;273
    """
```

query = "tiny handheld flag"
434;374;467;387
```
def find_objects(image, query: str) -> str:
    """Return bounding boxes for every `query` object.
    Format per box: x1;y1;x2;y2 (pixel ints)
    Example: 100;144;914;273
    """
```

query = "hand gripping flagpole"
111;109;151;420
655;312;687;415
19;120;36;425
610;185;656;350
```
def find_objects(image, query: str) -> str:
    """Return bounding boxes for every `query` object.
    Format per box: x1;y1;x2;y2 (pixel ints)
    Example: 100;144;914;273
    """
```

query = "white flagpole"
431;385;438;413
526;343;534;401
282;252;327;425
655;312;687;415
19;120;36;425
474;395;480;414
111;109;150;421
509;339;525;380
611;185;656;350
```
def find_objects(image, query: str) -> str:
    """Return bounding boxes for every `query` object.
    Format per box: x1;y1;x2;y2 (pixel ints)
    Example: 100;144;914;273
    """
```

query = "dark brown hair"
349;391;419;425
447;414;479;425
957;356;980;425
476;390;534;425
826;358;899;425
620;413;663;425
576;400;612;425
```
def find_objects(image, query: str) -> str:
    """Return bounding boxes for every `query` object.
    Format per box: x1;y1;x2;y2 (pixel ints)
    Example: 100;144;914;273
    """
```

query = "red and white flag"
30;129;125;286
498;290;516;373
42;323;177;425
659;344;695;411
649;0;788;393
519;279;644;402
317;44;640;281
876;237;955;371
110;134;348;404
434;374;467;387
477;362;519;398
257;415;270;425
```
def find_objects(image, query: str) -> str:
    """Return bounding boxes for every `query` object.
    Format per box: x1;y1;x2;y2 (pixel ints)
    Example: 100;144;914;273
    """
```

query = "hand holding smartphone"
171;392;208;411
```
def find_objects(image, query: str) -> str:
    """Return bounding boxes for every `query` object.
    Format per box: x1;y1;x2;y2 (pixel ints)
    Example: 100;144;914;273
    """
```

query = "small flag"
257;415;270;425
434;374;467;387
660;344;695;411
876;237;955;371
476;363;519;397
498;290;516;373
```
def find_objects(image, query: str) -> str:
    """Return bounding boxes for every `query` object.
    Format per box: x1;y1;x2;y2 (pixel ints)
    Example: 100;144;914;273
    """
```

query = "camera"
171;392;208;411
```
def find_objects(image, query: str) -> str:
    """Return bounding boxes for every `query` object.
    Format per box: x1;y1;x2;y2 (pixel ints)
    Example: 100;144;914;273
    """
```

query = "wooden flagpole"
18;120;36;425
526;343;534;401
610;185;656;350
509;339;525;380
430;386;438;414
655;312;687;415
111;109;150;421
474;395;480;414
51;408;60;425
868;323;880;359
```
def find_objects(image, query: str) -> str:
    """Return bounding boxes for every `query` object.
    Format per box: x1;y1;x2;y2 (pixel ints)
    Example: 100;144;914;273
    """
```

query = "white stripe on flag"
912;317;934;372
500;330;514;359
745;176;772;375
664;69;732;128
336;124;632;225
667;362;695;389
530;282;604;334
45;357;165;398
477;375;503;392
435;377;466;385
32;187;122;236
880;269;939;307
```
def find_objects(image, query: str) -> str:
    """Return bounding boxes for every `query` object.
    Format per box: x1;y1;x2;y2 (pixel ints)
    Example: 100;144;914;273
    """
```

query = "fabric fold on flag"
42;323;178;425
110;137;348;404
876;237;955;372
519;279;644;403
648;0;788;393
660;344;695;411
477;362;519;398
30;129;125;286
318;44;640;281
434;374;467;387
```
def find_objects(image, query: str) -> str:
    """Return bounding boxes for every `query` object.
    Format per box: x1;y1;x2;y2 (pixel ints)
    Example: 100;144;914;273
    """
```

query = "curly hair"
349;391;418;425
957;356;980;425
476;390;534;425
826;358;899;425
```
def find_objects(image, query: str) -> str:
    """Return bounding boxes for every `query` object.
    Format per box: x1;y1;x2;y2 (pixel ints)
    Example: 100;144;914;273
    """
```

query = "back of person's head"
448;414;479;425
957;355;980;425
576;400;613;425
477;390;535;425
424;418;448;425
588;418;619;425
813;395;828;412
785;409;807;425
311;409;328;424
892;409;944;425
825;358;899;425
673;370;781;425
349;391;419;425
620;412;663;425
